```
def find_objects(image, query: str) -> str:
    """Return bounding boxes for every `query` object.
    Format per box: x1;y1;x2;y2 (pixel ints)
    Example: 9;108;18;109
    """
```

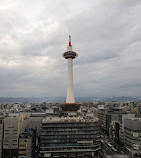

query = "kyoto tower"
62;35;78;104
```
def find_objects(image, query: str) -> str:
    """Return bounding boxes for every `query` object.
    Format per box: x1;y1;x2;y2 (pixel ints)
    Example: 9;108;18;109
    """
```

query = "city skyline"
0;0;141;97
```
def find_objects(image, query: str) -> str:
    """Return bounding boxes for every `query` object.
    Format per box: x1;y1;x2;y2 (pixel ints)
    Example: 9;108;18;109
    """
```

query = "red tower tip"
69;35;71;46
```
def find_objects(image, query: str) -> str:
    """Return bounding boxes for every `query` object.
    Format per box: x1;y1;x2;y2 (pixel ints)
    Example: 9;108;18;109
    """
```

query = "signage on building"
133;144;139;150
77;141;93;143
44;153;51;157
133;132;138;137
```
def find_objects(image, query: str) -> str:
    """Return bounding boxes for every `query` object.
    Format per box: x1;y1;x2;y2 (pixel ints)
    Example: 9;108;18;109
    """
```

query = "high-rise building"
105;109;126;137
39;36;101;158
18;129;36;158
3;113;29;158
0;104;2;110
98;108;106;131
119;114;135;145
124;118;141;157
0;116;4;158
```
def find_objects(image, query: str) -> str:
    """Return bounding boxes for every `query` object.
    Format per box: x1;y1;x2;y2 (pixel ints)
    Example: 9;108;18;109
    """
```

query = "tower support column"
66;58;75;103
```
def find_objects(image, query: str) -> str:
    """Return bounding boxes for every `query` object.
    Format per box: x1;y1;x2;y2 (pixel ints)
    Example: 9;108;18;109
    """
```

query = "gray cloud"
0;0;141;97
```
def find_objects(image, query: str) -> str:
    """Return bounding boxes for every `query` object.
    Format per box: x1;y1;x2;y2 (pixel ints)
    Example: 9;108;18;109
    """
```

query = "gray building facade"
40;116;100;158
124;118;141;157
0;116;4;158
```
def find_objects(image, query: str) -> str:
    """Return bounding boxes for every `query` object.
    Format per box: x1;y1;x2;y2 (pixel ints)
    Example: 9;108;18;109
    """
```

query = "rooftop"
42;116;99;123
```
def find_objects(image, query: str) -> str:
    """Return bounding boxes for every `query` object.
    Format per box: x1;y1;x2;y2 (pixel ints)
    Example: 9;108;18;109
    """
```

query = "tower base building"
40;114;100;158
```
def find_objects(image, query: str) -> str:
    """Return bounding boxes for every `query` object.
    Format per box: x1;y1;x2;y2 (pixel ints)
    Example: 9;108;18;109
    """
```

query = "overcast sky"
0;0;141;97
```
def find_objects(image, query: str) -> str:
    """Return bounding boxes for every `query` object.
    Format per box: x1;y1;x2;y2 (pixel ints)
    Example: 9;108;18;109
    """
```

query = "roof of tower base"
42;115;99;123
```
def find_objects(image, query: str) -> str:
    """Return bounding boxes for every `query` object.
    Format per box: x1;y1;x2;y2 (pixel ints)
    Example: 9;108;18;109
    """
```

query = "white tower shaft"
66;58;75;103
63;35;77;103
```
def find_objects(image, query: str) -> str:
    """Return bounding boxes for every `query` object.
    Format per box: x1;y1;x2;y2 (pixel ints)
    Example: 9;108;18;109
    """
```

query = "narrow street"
100;132;131;158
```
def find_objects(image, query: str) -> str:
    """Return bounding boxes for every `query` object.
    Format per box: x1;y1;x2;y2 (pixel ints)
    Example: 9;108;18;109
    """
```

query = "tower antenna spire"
69;35;71;46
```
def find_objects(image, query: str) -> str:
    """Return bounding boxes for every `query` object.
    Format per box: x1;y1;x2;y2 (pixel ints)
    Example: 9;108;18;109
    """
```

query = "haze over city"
0;0;141;97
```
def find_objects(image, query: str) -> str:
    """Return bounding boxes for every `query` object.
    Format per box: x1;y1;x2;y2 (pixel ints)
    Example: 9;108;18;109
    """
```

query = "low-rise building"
19;129;36;158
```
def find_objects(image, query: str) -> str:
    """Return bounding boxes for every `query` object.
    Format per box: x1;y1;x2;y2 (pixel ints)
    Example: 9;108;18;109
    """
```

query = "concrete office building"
98;108;107;131
0;116;4;158
29;113;45;134
3;113;29;158
136;106;141;117
0;104;2;110
105;109;126;137
119;114;135;145
124;118;141;157
40;116;100;158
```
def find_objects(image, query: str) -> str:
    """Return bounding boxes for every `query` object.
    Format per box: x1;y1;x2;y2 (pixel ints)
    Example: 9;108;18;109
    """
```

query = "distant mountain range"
0;96;141;103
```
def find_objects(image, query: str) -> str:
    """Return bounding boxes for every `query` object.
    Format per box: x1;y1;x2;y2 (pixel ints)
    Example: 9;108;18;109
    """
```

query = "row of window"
41;140;100;144
124;128;140;133
40;142;100;147
4;144;17;146
40;144;100;151
40;135;98;139
41;128;99;132
42;123;98;127
41;131;99;135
